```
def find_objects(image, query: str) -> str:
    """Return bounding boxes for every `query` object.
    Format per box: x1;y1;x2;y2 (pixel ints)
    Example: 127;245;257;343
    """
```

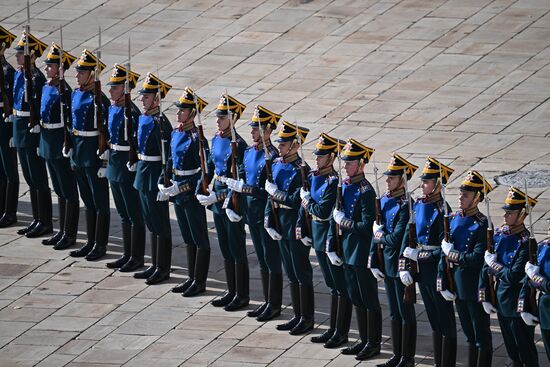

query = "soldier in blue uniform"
368;153;418;367
103;64;146;271
68;50;110;260
39;43;80;250
161;87;211;297
12;31;51;238
329;139;381;361
298;133;352;348
264;121;313;335
0;26;19;228
480;187;539;367
400;157;456;367
521;220;550;361
132;73;173;285
225;105;283;320
437;171;493;367
196;93;249;311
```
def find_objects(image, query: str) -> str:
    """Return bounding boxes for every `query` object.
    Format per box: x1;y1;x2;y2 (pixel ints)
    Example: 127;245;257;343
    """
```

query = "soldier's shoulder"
474;211;488;225
359;178;373;193
274;156;283;164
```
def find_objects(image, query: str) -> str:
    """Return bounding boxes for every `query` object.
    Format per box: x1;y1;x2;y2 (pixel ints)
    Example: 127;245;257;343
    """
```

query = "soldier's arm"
271;172;302;208
368;235;380;269
295;205;305;239
339;189;376;236
417;213;444;264
303;178;337;220
380;204;409;249
477;263;490;302
448;221;486;268
326;219;337;253
264;196;274;229
488;241;528;284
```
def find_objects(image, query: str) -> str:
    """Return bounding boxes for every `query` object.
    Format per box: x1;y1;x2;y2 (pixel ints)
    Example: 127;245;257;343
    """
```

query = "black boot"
290;283;314;335
42;197;65;245
377;320;402;367
325;295;352;348
342;306;367;355
311;294;337;343
476;347;492;367
70;209;96;257
54;200;79;250
26;190;53;238
224;262;250;311
356;309;382;360
119;224;145;272
172;245;197;293
106;222;131;268
277;282;301;331
86;212;109;261
17;189;39;235
134;232;157;279
396;323;416;367
467;344;477;367
432;332;443;367
0;181;18;227
441;335;456;367
183;247;210;297
256;272;283;321
146;234;172;284
247;269;269;317
211;260;236;307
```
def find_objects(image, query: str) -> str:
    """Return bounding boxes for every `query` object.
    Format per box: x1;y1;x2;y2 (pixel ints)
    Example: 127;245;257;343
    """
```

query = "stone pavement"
1;0;550;365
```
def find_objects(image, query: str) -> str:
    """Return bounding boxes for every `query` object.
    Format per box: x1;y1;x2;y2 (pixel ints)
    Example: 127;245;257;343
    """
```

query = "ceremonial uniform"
328;139;381;361
133;73;173;285
69;50;110;261
165;88;210;297
198;93;248;311
0;27;19;228
300;133;351;348
368;154;418;367
400;157;456;367
480;187;539;367
265;121;313;335
40;43;80;250
225;105;282;321
104;64;146;272
12;31;52;238
437;171;493;367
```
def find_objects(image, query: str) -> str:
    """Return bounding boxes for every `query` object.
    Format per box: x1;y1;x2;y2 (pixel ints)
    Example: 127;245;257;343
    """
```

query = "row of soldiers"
1;26;549;367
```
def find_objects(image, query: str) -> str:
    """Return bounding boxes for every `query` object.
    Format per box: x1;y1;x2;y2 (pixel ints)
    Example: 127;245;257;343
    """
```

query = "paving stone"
33;316;99;332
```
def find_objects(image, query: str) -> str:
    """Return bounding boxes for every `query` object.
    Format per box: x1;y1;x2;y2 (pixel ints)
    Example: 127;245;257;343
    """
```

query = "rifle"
226;91;241;214
403;168;417;304
483;176;497;306
296;122;312;238
158;68;170;188
334;141;342;256
125;39;139;167
194;92;209;195
372;154;385;274
258;109;280;231
440;165;456;294
524;180;538;317
95;27;107;156
24;1;39;130
59;25;72;156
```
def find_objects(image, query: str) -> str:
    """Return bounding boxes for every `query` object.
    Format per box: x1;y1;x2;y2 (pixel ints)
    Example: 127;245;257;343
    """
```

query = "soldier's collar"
502;223;526;236
48;78;60;86
422;191;442;204
349;173;364;185
318;166;334;177
177;122;195;132
145;107;160;116
219;128;231;139
389;187;405;198
283;153;299;163
79;82;94;92
461;206;479;217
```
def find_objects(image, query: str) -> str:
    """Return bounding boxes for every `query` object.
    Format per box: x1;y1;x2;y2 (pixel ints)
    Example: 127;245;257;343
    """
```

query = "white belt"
138;154;161;162
40;121;64;129
174;167;200;176
421;245;439;250
73;129;99;137
110;144;130;151
13;109;30;117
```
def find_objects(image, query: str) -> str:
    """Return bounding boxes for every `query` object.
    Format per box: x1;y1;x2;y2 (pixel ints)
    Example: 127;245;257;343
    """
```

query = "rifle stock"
485;227;497;306
527;237;538;316
300;165;312;238
374;196;384;273
23;42;38;128
230;139;240;212
125;93;138;166
403;223;417;304
443;213;456;293
197;124;210;195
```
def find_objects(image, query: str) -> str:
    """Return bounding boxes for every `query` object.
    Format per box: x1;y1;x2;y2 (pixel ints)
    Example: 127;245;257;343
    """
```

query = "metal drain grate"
495;170;550;188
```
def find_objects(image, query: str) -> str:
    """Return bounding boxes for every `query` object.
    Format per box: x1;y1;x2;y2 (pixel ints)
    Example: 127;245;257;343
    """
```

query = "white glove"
5;115;14;123
8;138;14;148
196;192;217;206
441;239;454;256
373;222;384;234
399;271;413;286
264;180;278;196
226;208;242;222
165;180;181;197
327;251;343;266
520;312;539;326
300;236;312;246
403;247;419;261
62;147;73;158
370;268;385;281
265;227;282;240
482;301;496;315
332;209;345;225
300;188;311;201
217;176;227;184
440;289;456;302
525;262;539;280
226;178;244;193
29;124;40;133
484;250;497;266
126;162;136;172
156;190;169;201
98;149;109;160
157;184;168;195
97;167;107;178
